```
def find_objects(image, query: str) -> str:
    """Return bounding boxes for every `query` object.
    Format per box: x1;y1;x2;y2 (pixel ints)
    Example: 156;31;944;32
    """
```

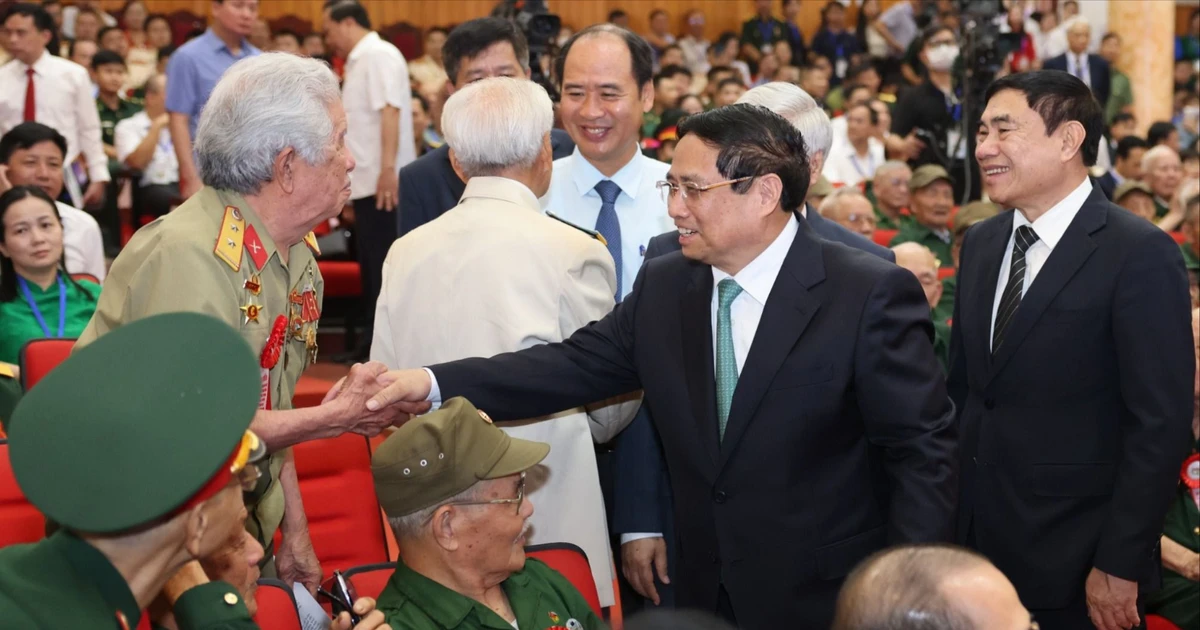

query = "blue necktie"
716;278;744;441
594;180;623;302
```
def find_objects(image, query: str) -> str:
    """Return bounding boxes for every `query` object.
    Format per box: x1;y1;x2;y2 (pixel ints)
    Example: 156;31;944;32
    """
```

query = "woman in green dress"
0;186;99;366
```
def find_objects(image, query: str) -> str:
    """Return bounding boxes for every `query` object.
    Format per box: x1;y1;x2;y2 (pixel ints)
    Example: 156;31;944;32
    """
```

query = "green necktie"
716;278;743;441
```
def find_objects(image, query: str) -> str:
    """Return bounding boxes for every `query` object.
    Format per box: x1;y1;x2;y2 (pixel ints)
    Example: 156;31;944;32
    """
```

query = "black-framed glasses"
656;176;755;206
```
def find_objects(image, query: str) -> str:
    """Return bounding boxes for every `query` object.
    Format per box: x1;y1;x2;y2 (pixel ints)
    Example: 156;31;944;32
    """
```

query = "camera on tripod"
493;0;561;96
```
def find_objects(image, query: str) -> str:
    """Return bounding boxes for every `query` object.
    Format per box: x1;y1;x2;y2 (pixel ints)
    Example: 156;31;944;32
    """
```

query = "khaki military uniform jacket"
77;186;325;550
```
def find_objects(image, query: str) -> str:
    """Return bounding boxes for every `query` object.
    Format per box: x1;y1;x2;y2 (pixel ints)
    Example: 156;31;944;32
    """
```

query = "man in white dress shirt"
823;102;886;187
542;24;673;301
371;77;637;610
0;122;105;280
114;74;179;223
1;3;109;208
323;0;414;360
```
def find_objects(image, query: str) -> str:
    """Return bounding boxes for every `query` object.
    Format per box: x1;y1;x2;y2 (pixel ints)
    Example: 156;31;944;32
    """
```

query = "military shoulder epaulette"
546;212;608;246
214;206;246;272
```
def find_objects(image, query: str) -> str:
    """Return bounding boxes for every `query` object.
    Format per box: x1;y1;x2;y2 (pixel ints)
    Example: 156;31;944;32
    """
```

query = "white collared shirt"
989;177;1092;347
711;214;799;372
343;31;415;201
823;137;885;187
0;51;110;184
56;201;106;281
114;111;179;186
542;149;673;298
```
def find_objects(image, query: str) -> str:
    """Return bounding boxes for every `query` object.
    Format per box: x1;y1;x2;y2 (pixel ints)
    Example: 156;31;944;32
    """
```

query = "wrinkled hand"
329;362;418;436
621;537;670;606
82;180;106;208
376;171;398;211
1182;552;1200;582
332;597;391;630
161;560;210;604
901;130;926;161
366;368;434;415
276;530;322;596
152;113;170;128
1085;567;1139;630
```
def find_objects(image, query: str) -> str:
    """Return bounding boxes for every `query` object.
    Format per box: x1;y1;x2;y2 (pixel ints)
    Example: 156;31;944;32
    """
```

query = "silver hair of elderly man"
195;52;342;195
736;82;833;171
440;76;554;179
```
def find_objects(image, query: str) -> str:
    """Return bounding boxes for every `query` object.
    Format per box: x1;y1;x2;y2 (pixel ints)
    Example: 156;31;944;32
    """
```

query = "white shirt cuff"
422;367;443;411
620;533;663;545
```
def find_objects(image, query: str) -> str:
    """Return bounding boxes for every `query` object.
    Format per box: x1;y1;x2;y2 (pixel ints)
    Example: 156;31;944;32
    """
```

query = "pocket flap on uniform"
1032;463;1115;497
815;525;887;580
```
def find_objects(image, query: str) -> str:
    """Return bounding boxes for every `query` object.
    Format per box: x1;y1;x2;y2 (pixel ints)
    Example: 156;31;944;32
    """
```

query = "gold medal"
244;274;262;296
304;326;318;364
240;302;262;325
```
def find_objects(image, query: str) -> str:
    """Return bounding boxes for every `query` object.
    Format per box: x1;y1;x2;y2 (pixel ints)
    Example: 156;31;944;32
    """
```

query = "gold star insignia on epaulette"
214;206;246;271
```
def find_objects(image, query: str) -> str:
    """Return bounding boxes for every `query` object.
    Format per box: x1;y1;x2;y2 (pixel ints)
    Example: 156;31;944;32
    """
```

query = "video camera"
493;0;561;97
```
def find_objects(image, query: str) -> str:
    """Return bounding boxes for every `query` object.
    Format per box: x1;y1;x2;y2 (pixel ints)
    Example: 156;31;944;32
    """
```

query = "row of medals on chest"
240;267;319;366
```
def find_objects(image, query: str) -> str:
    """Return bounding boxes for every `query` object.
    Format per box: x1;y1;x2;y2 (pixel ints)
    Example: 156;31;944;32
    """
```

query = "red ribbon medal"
258;315;287;410
1181;453;1200;510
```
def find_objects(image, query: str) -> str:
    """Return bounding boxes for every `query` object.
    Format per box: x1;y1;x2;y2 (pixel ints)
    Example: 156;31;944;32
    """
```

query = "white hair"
386;482;484;541
1141;144;1180;174
195;53;341;194
737;82;833;166
875;160;912;179
441;77;553;178
819;186;869;218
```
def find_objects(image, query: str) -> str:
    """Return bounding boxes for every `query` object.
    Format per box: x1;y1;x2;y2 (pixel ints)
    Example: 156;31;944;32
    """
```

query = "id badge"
946;128;968;160
835;57;849;79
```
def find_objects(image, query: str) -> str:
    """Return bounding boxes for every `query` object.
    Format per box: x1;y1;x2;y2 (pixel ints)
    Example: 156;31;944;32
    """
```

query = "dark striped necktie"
992;225;1039;355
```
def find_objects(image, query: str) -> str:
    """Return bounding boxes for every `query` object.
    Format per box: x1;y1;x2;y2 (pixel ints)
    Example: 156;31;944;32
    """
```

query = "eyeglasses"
656;176;755;206
438;471;527;517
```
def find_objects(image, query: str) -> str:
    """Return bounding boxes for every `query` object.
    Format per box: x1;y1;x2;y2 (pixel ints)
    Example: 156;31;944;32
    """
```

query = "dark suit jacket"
1043;55;1112;110
432;216;957;629
397;129;575;237
1096;172;1117;200
947;186;1194;610
612;207;896;542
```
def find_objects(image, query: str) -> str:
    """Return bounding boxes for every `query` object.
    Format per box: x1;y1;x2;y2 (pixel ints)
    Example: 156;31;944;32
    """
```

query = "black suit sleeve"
946;228;975;416
855;265;959;544
397;161;429;238
1093;229;1195;581
431;260;648;420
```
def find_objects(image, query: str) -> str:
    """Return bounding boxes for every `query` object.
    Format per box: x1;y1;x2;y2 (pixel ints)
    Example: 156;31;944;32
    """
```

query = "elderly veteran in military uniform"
372;397;607;630
0;312;268;628
76;53;411;593
888;164;956;267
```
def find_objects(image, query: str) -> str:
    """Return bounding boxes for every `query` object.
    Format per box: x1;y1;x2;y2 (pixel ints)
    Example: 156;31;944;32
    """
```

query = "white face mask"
926;45;960;71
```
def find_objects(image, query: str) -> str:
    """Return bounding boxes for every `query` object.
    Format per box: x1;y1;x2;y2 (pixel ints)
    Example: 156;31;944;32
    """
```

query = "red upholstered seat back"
873;228;898;248
19;338;76;390
289;434;389;577
253;579;302;630
0;440;45;548
526;543;602;618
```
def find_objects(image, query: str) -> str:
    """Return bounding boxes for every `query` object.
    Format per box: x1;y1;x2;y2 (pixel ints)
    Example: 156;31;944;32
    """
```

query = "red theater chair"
873;228;898;248
253;579;302;630
0;440;45;547
19;338;75;390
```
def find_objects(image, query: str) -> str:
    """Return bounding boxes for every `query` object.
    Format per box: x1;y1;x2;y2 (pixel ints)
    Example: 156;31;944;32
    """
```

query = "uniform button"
1194;526;1199;535
984;398;995;410
224;593;239;606
713;490;727;504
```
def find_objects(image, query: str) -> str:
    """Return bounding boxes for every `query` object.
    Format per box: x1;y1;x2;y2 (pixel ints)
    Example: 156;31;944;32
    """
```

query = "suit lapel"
987;192;1106;382
719;220;824;468
680;262;720;468
968;212;1014;369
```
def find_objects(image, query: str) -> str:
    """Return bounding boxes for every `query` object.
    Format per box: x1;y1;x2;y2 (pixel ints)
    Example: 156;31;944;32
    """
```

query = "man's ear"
1059;120;1087;164
430;507;461;552
756;173;785;216
274;148;297;193
448;148;467;184
183;505;210;559
640;81;655;114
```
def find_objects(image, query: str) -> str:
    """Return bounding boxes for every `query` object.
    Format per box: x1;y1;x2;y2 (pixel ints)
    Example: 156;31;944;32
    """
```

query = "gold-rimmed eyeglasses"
656;176;755;206
433;471;526;519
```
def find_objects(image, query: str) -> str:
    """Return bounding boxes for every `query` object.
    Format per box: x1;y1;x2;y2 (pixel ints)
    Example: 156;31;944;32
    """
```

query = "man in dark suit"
396;18;574;238
953;71;1194;630
611;82;896;614
369;104;958;629
1042;19;1111;108
1096;135;1148;201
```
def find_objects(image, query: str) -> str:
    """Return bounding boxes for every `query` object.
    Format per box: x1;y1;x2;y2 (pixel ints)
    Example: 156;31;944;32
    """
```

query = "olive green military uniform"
1145;440;1200;629
933;274;956;325
379;558;607;630
1181;243;1199;272
0;312;264;628
889;221;953;269
372;398;605;630
77;186;325;563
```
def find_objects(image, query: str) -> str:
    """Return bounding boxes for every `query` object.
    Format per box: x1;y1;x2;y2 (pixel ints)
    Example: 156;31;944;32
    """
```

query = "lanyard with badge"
850;151;876;180
944;90;967;161
18;275;66;338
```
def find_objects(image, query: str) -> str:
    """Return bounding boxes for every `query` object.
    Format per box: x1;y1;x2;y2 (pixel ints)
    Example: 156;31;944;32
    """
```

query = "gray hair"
1141;144;1180;175
441;77;553;178
737;82;833;166
832;544;990;630
195;53;342;194
144;73;166;95
386;481;484;541
875;160;913;179
819;186;869;218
